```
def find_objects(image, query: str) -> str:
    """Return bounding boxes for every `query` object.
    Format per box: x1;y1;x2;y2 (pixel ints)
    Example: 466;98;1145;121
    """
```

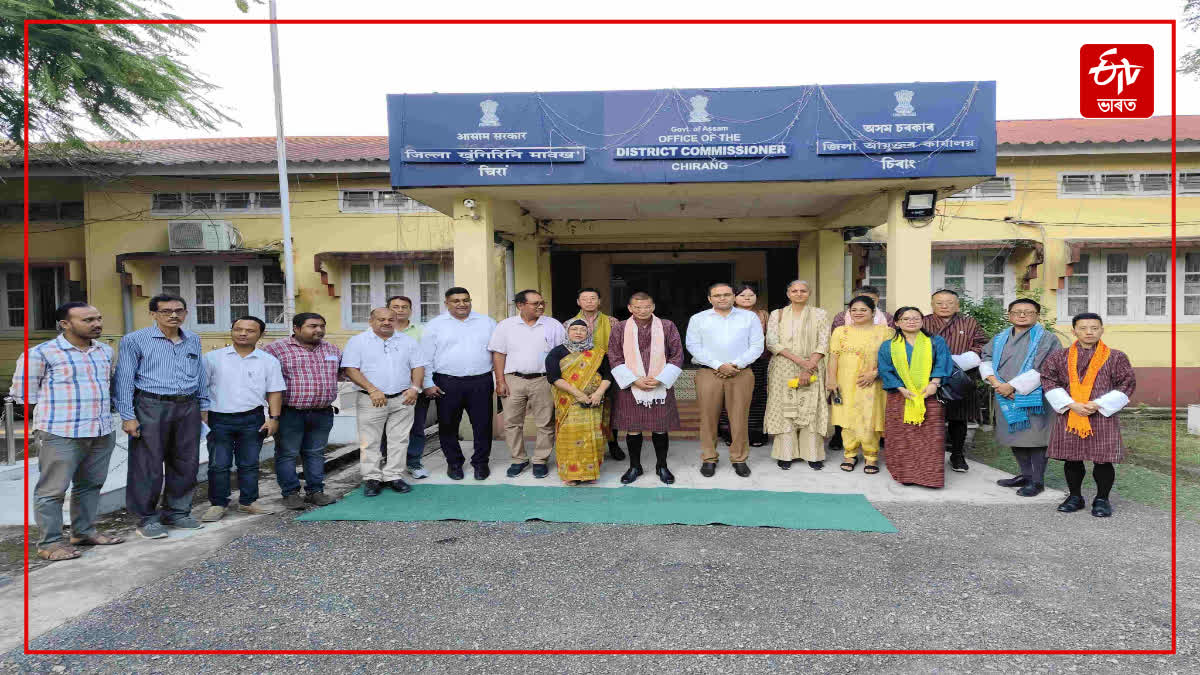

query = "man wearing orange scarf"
1040;313;1137;517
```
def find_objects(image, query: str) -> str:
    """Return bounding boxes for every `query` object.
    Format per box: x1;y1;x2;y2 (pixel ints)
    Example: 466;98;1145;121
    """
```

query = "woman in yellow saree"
545;320;614;485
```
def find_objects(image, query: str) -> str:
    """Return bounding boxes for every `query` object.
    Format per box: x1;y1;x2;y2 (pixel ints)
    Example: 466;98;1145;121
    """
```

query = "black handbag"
936;365;974;404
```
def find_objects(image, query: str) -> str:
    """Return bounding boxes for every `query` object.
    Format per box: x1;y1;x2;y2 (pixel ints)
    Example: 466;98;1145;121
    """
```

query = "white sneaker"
407;467;430;479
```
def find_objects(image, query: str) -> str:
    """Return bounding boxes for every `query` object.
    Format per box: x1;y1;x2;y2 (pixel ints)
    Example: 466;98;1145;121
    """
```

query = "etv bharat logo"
1080;44;1153;118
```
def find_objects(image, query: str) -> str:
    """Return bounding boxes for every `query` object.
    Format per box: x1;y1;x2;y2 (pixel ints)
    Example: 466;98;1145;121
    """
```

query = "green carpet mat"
296;484;896;532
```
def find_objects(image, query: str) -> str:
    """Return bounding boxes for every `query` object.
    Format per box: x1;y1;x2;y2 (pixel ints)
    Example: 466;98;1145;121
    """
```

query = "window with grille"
159;262;287;330
0;265;69;331
1066;254;1090;317
1186;253;1200;317
341;261;452;329
931;250;1011;307
151;191;282;215
948;176;1015;201
1059;171;1199;197
1060;249;1185;322
338;189;436;214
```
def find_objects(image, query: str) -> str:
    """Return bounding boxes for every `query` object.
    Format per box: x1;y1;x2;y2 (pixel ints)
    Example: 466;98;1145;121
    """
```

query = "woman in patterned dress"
763;280;831;470
545;320;613;485
826;296;894;474
877;307;953;488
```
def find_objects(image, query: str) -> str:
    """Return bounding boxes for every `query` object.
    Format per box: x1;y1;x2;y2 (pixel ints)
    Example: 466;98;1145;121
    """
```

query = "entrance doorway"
610;262;733;365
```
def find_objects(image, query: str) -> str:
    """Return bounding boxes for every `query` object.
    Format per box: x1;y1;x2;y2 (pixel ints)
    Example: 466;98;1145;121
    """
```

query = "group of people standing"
13;277;1136;561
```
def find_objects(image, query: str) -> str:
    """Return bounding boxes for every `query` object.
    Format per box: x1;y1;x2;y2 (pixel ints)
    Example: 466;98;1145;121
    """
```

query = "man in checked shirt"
264;313;342;509
11;302;125;561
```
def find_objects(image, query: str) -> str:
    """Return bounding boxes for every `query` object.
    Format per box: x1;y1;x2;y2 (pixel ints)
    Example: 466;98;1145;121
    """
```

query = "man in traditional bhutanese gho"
571;287;625;461
1040;313;1137;518
923;289;988;473
979;298;1063;497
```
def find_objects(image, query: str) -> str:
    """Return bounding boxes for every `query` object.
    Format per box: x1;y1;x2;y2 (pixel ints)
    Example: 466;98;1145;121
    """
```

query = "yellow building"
1;117;1194;406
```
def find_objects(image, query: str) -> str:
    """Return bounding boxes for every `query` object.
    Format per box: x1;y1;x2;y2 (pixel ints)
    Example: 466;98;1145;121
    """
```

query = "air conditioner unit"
167;220;243;251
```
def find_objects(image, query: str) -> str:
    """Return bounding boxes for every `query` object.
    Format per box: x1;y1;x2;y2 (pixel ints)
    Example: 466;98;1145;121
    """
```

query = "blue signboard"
387;81;996;187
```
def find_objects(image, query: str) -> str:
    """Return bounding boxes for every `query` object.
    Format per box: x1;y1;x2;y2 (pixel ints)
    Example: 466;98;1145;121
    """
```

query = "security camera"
463;199;476;209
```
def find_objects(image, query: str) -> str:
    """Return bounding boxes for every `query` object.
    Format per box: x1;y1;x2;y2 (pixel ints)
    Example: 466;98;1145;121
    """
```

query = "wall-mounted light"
903;190;937;219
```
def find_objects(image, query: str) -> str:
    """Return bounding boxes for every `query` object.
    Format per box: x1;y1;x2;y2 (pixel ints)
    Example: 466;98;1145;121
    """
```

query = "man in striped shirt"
114;294;211;540
11;302;125;561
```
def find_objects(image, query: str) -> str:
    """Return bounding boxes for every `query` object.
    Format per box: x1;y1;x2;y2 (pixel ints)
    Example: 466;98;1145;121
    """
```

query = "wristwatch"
268;414;280;420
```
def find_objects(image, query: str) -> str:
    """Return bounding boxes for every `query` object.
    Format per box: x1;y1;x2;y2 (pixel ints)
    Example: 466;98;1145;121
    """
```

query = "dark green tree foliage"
0;0;236;150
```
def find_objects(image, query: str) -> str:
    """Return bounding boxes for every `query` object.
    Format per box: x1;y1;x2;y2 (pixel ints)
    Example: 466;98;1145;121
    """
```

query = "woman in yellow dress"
825;295;894;474
545;320;613;485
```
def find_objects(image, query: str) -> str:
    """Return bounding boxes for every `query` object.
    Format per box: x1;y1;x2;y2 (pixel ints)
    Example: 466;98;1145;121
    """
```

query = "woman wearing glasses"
877;306;953;488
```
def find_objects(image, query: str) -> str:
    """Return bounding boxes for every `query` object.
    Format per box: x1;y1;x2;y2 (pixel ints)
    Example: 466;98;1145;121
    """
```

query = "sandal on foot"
70;533;125;546
863;464;880;475
840;456;860;472
37;543;81;561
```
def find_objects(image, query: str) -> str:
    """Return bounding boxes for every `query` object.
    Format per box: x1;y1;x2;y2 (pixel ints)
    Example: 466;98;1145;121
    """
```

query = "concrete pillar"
452;197;497;317
537;244;553;312
513;236;540;294
884;189;934;314
796;231;818;288
816;229;846;317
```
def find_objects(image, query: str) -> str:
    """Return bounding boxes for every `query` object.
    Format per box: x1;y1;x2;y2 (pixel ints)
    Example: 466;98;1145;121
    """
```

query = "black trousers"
125;393;201;524
435;372;494;469
947;420;968;452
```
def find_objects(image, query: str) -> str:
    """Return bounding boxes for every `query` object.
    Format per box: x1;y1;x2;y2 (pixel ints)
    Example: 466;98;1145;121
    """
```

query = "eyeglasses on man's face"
155;308;187;317
1008;310;1038;317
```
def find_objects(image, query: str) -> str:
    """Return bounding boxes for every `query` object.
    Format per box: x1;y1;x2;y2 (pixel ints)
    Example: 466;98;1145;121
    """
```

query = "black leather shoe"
656;465;675;484
532;464;549;479
447;466;465;481
1016;482;1044;497
506;462;529;478
732;462;751;478
949;452;969;473
1091;497;1113;517
387;479;411;494
700;462;717;477
620;466;643;484
1057;495;1086;513
474;465;491;481
997;475;1028;488
363;480;382;497
808;461;824;471
608;444;626;461
777;460;791;470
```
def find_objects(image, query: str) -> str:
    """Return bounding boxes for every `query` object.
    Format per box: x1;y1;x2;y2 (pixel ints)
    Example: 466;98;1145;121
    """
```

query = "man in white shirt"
343;307;426;497
488;290;566;479
420;287;498;481
686;282;765;478
201;316;286;522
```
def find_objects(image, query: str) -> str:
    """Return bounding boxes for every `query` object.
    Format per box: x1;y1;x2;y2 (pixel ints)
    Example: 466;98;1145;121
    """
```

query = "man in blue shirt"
114;294;211;540
420;287;497;481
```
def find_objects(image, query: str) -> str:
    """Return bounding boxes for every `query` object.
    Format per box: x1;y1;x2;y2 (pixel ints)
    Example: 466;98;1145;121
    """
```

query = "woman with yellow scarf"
876;306;953;488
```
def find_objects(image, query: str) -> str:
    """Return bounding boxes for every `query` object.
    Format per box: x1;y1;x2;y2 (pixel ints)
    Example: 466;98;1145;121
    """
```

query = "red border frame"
21;17;1177;657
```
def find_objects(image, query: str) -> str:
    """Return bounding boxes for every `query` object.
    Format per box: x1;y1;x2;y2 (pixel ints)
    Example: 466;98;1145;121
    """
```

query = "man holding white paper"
924;289;987;473
980;299;1063;497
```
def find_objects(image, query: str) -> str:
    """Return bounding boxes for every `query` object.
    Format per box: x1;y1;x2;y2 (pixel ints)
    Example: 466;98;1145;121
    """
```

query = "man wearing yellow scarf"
1040;313;1137;518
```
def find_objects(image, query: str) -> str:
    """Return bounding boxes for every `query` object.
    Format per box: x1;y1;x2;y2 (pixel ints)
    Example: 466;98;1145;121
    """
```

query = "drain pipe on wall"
121;283;134;334
502;237;516;317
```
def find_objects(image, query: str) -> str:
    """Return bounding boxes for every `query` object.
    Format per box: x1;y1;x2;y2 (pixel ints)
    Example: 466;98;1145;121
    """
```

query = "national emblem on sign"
478;99;501;127
892;89;916;117
688;95;711;123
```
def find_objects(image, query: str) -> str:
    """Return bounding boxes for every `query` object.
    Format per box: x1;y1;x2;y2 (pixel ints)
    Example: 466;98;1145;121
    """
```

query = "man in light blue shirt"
200;315;285;522
343;307;426;497
419;287;497;481
686;282;765;478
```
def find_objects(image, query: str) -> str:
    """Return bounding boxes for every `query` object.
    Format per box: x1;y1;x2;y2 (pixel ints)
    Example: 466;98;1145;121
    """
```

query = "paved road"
2;488;1195;673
